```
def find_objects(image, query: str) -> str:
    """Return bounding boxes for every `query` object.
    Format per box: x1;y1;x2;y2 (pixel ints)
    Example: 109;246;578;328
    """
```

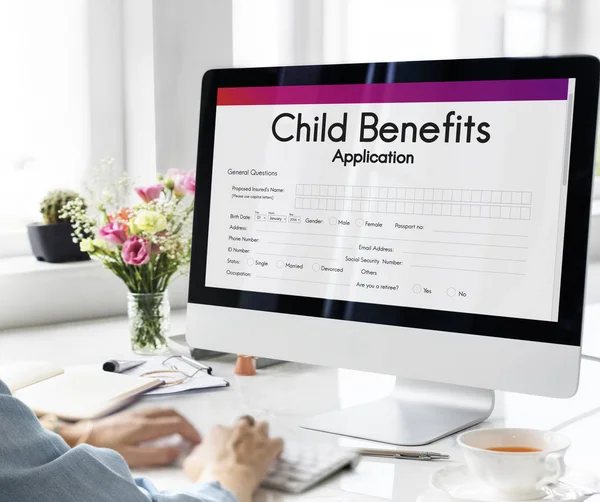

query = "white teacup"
457;428;570;501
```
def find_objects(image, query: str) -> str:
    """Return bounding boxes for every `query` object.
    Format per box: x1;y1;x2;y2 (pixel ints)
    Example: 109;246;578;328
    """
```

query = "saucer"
430;465;590;502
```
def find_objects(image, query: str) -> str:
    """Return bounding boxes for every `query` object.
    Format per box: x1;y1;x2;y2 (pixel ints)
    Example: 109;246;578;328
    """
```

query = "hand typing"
183;416;284;502
61;408;201;468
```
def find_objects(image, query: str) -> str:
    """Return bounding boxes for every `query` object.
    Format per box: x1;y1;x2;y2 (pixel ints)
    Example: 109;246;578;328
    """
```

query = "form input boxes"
296;185;532;205
294;197;532;220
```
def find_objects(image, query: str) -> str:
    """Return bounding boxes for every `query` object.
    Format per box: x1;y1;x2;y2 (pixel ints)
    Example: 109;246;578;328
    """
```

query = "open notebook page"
14;366;161;420
0;361;64;392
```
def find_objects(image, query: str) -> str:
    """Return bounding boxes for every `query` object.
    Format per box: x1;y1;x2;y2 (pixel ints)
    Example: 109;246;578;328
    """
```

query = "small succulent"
40;189;85;225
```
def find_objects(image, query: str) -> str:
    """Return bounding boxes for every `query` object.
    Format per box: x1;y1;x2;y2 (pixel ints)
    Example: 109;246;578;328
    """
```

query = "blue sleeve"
0;380;237;502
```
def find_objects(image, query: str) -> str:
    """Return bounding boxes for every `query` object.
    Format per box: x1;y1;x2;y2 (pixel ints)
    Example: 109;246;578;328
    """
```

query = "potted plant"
26;190;90;263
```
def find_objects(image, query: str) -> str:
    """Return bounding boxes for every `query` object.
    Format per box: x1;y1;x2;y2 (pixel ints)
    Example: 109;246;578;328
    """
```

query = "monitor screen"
203;78;575;323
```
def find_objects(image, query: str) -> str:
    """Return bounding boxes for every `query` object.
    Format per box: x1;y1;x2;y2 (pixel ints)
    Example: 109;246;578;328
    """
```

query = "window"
0;1;89;238
232;0;600;180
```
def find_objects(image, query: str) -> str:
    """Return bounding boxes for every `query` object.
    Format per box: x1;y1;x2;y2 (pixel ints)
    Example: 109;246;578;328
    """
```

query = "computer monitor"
187;57;599;446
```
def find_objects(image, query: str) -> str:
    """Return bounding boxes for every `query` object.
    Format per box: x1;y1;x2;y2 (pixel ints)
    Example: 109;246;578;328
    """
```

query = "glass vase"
128;291;170;355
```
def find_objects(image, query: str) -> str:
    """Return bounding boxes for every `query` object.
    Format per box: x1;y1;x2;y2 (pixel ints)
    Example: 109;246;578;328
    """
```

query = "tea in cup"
457;428;570;500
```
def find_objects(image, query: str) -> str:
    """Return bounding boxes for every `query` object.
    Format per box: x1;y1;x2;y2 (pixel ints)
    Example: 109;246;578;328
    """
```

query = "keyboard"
262;442;361;494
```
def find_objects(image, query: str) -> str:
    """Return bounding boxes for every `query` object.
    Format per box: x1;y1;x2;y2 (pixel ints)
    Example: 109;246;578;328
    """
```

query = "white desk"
1;312;600;501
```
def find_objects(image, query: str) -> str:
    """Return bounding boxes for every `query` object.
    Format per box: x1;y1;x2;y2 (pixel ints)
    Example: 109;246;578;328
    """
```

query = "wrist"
56;421;94;448
199;463;257;502
55;422;80;447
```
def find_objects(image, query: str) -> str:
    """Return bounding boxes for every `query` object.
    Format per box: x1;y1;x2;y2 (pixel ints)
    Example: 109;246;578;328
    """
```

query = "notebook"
0;361;162;421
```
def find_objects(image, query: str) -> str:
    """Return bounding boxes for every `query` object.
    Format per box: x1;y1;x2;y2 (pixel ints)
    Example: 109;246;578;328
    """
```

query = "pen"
102;359;146;373
359;448;450;461
181;356;213;375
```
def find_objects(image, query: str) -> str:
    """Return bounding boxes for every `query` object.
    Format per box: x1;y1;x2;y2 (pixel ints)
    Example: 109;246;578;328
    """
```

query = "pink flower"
121;236;151;265
165;168;187;197
98;221;128;245
135;184;164;203
182;171;196;194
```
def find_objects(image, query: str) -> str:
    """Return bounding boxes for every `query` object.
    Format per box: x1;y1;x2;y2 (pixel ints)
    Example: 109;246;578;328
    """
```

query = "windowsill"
0;255;101;276
0;254;188;330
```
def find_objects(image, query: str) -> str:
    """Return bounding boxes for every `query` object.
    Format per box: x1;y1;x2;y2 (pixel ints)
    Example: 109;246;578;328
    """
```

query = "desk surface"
1;312;600;501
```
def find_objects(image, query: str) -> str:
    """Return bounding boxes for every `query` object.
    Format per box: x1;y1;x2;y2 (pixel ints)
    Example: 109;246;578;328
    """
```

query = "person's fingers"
255;421;269;437
132;416;202;444
268;437;284;459
121;446;180;468
231;420;251;446
237;414;255;426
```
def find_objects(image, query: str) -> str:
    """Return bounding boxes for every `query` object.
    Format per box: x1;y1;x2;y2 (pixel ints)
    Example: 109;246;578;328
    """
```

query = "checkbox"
327;199;335;210
352;200;361;211
434;189;443;201
452;204;461;216
312;185;320;196
481;191;491;203
481;206;490;218
337;185;345;197
406;188;415;200
491;206;501;218
492;191;502;203
361;200;369;211
423;203;432;214
414;202;423;214
296;185;303;195
424;188;434;200
352;186;362;197
328;186;337;197
510;207;520;219
471;190;481;202
471;205;481;217
462;190;471;202
303;198;311;209
304;185;312;195
397;188;406;199
521;207;531;219
512;192;522;204
433;204;442;215
443;189;452;201
378;201;387;212
335;199;344;210
415;188;424;200
387;201;395;212
319;198;327;209
379;187;388;198
396;201;405;213
388;187;397;199
311;199;319;209
405;202;414;214
523;192;532;204
362;186;370;198
370;187;379;198
442;204;451;216
452;190;462;202
344;186;353;197
500;206;510;218
370;201;378;212
320;185;328;196
502;192;511;204
461;205;470;217
344;200;352;210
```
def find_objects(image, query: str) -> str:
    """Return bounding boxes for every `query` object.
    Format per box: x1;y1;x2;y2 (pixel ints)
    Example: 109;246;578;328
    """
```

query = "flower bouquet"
62;167;196;354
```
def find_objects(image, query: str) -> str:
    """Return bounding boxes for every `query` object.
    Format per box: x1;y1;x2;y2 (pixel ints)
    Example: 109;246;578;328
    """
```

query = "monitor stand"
300;377;495;446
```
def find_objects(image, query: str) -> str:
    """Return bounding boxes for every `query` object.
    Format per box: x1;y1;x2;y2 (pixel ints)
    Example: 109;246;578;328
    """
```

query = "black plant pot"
26;222;90;263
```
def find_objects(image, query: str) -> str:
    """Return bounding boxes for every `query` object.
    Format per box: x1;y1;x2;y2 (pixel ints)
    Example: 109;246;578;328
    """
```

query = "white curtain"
232;0;600;66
